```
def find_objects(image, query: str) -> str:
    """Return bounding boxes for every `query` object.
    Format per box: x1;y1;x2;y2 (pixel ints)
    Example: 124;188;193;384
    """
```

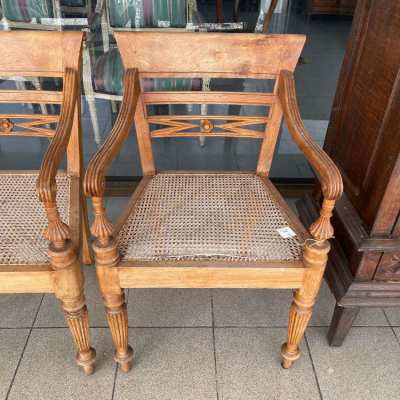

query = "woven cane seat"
118;173;303;262
0;172;70;265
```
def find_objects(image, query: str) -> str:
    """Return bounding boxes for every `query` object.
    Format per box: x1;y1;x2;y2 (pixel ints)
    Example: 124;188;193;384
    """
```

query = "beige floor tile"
307;327;400;400
114;328;216;400
0;329;29;399
8;328;115;400
215;327;320;400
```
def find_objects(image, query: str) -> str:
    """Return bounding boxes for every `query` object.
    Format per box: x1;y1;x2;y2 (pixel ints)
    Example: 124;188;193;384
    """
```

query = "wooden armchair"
84;32;343;372
0;32;95;374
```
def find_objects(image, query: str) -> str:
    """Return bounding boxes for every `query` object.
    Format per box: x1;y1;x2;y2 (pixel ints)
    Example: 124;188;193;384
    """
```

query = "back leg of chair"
281;240;330;368
94;240;133;372
49;241;96;374
81;192;93;265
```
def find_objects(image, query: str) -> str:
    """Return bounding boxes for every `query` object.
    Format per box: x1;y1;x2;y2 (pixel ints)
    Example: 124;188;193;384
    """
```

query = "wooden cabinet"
307;0;357;16
298;0;400;345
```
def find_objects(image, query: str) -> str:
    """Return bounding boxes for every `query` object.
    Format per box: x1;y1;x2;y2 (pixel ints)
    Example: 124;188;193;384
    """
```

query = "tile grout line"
1;324;399;330
5;294;45;400
211;291;220;400
382;309;400;347
110;363;119;400
304;333;324;400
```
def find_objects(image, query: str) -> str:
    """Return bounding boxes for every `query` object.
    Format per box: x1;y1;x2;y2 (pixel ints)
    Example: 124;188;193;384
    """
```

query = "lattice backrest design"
115;32;305;175
0;31;83;139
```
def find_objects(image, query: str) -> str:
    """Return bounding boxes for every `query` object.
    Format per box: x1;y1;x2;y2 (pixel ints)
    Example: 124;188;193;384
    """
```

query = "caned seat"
117;173;303;262
84;32;343;373
0;172;70;265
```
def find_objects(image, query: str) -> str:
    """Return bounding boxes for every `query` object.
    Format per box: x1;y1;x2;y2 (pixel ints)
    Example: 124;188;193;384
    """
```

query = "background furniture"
0;31;95;374
85;0;203;146
1;0;91;29
84;31;342;373
297;0;400;345
306;0;357;17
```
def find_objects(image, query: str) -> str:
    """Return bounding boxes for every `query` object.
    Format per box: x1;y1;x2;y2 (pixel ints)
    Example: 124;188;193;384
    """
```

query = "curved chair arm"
278;70;343;240
84;68;140;245
36;68;79;247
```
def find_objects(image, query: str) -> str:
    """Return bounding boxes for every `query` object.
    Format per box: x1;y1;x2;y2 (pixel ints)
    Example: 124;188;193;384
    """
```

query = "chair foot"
114;345;134;372
76;347;96;375
281;358;293;369
281;343;299;369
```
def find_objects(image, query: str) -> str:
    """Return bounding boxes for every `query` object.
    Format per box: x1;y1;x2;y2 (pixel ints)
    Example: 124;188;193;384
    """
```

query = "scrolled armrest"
84;69;139;245
278;70;343;240
36;68;78;246
84;68;139;198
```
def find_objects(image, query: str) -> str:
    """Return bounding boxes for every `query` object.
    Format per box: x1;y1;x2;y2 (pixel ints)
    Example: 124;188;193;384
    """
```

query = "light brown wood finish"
143;91;275;105
0;32;95;374
0;31;82;77
0;90;63;104
278;70;343;240
115;32;305;79
84;32;341;372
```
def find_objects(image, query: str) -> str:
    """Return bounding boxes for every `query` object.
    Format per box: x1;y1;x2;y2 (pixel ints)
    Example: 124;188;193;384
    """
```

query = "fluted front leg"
281;291;313;368
93;239;133;372
49;240;96;375
64;305;96;375
106;299;133;372
281;241;330;369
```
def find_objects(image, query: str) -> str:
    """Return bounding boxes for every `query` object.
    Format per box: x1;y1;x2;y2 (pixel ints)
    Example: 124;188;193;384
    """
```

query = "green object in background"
108;0;186;28
99;0;193;95
2;0;54;22
61;0;86;6
94;47;124;95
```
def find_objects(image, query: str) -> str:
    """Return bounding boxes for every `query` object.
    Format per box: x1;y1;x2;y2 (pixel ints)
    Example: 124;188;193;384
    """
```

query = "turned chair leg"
94;241;133;372
281;241;330;369
50;241;96;374
105;294;133;372
63;304;96;375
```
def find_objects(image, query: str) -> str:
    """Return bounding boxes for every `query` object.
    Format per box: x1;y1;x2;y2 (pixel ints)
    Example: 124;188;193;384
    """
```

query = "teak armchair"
0;32;95;374
84;32;343;372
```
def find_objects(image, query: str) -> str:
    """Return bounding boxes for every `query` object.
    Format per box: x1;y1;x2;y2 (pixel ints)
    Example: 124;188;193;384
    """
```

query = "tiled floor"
2;197;400;400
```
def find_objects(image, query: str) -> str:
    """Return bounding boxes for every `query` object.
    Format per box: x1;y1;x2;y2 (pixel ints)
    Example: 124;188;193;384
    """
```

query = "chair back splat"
115;32;305;176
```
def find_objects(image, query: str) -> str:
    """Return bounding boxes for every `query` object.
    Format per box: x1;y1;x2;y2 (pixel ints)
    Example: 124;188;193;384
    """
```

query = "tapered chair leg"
50;241;96;375
281;241;330;369
64;304;96;375
94;240;133;372
105;296;133;372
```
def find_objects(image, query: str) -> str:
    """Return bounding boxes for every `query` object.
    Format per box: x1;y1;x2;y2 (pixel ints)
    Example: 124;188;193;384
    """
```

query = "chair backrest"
0;31;83;172
115;31;305;176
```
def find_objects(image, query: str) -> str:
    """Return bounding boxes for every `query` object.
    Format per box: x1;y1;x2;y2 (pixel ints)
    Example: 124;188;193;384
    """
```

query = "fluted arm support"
278;70;343;240
84;69;140;245
37;68;79;247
